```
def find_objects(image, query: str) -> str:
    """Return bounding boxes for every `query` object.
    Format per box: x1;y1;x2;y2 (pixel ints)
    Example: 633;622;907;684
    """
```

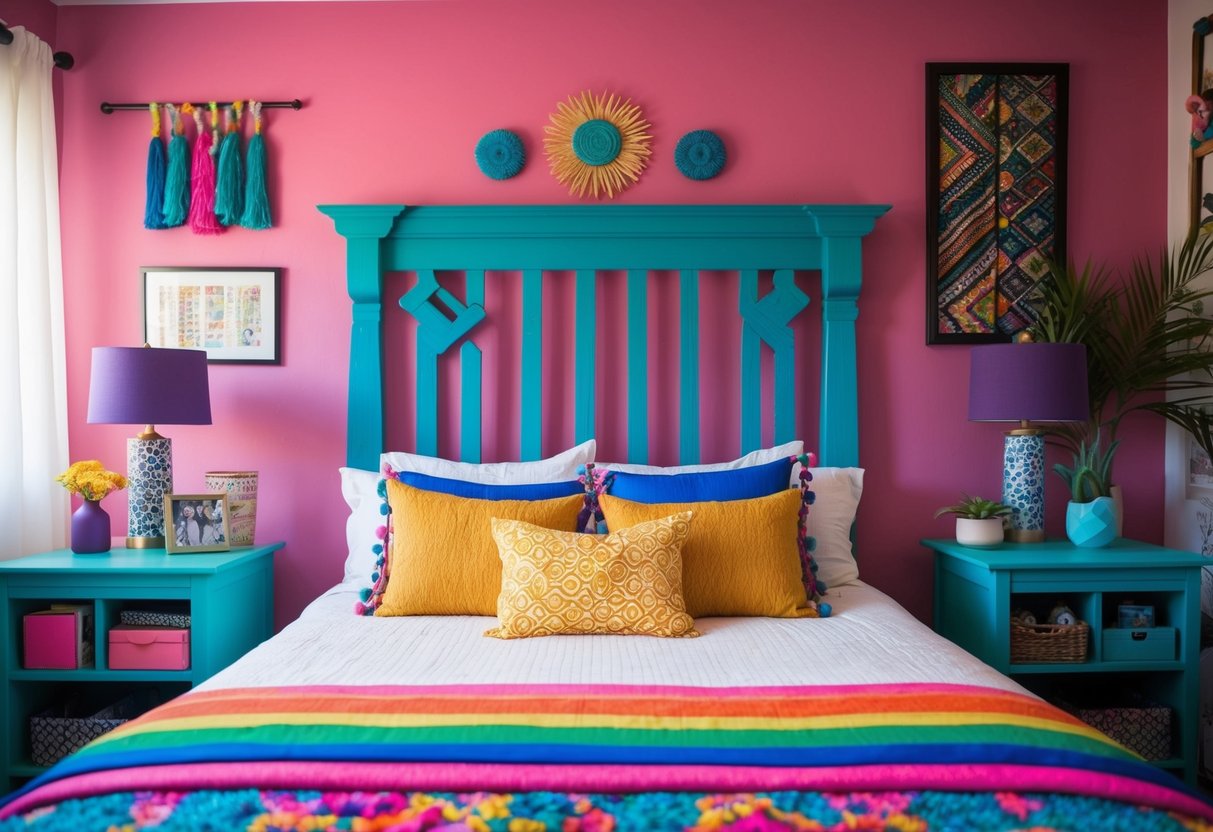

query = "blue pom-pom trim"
372;543;383;555
379;503;390;516
806;491;816;505
807;536;818;553
371;571;380;583
377;479;388;498
674;130;726;180
359;587;372;602
475;129;526;180
819;602;832;618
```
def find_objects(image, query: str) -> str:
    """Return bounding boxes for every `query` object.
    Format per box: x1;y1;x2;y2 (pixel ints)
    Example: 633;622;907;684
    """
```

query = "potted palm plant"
1031;232;1213;505
1053;433;1119;548
935;495;1012;547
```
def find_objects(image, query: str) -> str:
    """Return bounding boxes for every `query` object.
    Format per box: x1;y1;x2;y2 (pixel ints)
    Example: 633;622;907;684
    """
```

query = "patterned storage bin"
1067;701;1173;760
30;691;156;766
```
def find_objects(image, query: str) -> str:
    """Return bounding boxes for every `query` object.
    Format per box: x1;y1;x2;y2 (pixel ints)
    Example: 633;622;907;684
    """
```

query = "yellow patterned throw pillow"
485;513;699;639
599;489;813;618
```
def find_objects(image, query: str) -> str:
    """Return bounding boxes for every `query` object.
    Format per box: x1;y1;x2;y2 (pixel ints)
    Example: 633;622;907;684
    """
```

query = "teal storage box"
1102;627;1176;662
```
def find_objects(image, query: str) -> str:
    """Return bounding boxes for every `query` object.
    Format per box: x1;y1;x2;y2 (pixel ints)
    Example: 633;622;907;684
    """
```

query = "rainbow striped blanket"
2;682;1211;829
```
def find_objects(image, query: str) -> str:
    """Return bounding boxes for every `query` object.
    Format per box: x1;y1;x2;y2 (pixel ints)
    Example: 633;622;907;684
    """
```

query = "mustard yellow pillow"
598;489;812;618
376;480;584;616
485;513;699;639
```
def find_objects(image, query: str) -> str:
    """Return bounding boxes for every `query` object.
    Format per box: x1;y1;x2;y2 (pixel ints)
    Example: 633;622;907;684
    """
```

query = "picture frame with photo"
164;493;232;554
142;267;281;364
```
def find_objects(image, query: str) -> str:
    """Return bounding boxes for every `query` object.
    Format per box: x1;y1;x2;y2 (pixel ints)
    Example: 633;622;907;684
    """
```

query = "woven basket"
1010;619;1090;663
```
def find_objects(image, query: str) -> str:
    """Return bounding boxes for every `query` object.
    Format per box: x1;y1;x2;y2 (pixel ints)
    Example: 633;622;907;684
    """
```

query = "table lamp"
86;346;212;549
969;338;1089;543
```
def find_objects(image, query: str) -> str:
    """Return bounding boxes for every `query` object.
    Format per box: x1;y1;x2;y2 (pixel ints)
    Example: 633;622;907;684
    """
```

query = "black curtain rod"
0;23;74;69
101;99;303;114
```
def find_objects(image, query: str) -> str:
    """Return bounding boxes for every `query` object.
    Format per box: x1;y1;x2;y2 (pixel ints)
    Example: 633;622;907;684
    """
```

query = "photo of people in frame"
164;494;232;554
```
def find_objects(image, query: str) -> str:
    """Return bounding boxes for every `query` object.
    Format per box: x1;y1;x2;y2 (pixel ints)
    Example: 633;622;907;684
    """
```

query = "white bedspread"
197;581;1024;695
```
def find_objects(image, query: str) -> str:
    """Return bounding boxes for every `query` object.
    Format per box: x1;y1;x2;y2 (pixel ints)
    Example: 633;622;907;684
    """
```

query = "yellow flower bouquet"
55;460;128;501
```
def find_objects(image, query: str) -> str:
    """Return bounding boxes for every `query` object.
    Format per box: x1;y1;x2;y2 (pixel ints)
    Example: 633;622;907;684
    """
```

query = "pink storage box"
108;625;190;670
24;607;93;669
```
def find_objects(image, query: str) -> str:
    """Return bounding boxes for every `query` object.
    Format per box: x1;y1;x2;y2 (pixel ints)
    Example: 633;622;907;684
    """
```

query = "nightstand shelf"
923;537;1204;785
0;544;282;791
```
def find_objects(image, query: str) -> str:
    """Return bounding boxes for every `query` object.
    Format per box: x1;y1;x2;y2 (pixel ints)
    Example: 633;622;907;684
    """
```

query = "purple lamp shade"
969;342;1089;423
86;347;212;426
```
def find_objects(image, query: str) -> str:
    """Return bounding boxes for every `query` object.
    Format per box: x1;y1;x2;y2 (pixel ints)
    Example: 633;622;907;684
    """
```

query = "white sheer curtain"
0;26;69;558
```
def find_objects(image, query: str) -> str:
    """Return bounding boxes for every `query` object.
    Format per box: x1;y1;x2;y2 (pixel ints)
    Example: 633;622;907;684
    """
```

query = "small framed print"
1117;603;1155;629
1189;432;1213;500
142;267;281;364
164;494;231;554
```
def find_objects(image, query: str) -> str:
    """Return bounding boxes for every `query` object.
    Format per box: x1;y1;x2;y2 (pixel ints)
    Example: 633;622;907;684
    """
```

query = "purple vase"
71;499;111;554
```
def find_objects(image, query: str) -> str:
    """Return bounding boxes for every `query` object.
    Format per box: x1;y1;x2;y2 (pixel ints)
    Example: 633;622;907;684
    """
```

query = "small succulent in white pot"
935;494;1012;547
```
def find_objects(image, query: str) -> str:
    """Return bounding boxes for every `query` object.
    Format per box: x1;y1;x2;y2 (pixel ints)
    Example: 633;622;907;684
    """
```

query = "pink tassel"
188;104;222;235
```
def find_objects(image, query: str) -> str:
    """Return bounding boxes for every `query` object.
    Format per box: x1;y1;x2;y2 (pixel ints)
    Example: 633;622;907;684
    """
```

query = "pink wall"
5;0;56;44
52;0;1167;628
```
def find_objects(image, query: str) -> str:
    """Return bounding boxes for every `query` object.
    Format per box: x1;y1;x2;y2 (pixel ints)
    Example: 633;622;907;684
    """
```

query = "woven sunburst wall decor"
544;91;652;199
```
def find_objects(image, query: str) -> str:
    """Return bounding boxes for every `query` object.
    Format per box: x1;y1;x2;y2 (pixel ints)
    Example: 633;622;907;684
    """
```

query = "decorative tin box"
1102;627;1177;662
23;604;93;669
108;625;190;670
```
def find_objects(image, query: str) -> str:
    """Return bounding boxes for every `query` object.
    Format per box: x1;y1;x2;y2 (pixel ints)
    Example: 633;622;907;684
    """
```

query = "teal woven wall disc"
675;130;727;180
572;119;622;166
475;129;526;180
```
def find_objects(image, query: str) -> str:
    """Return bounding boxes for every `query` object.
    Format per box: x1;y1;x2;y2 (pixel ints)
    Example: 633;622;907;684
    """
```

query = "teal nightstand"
923;537;1204;784
0;543;281;789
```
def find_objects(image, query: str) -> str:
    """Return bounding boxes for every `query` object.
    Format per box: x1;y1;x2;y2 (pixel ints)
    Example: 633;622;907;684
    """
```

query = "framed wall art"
164;493;231;554
1189;15;1213;234
926;63;1068;344
142;267;281;364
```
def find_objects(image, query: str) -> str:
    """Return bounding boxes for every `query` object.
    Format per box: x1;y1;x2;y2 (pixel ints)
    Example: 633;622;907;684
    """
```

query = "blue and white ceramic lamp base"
126;435;172;548
1002;432;1045;543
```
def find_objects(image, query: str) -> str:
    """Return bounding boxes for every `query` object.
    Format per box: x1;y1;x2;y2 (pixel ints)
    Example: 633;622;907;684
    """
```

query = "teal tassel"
144;136;167;230
240;132;272;229
161;105;190;227
214;105;244;226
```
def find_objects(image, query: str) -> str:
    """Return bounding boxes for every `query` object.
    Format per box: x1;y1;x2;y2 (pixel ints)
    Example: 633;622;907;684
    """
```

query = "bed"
3;203;1211;831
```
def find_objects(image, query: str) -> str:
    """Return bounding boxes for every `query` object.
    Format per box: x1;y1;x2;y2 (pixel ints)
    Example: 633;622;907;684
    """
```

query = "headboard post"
318;204;406;470
812;210;876;469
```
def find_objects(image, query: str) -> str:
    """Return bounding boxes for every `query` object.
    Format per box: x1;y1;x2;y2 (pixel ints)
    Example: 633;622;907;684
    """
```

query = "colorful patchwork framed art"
926;63;1068;344
142;267;281;364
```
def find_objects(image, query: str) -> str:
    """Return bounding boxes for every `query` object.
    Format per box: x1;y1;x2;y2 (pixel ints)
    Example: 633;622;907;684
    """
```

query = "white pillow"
340;466;386;587
598;441;803;475
381;439;595;485
340;440;597;586
803;466;863;588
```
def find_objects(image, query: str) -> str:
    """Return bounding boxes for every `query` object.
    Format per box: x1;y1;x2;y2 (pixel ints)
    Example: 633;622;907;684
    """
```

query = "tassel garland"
188;103;223;235
143;103;167;230
240;101;272;229
215;101;245;226
161;103;190;227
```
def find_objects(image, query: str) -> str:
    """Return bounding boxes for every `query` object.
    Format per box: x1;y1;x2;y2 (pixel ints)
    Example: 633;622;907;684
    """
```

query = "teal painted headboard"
318;204;889;472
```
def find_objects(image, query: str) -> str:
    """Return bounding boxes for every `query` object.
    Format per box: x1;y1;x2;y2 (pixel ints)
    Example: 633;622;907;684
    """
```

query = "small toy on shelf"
1048;603;1077;627
1187;91;1213;146
1012;608;1037;626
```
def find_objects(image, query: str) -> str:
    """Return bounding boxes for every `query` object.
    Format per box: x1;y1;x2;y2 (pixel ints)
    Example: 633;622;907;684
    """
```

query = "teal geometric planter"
1065;497;1117;548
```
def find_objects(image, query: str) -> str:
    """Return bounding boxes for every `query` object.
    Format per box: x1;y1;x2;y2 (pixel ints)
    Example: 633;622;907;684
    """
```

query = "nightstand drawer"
1102;627;1176;662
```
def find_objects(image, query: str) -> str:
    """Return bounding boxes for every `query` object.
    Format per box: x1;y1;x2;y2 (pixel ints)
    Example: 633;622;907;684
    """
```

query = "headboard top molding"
319;203;890;472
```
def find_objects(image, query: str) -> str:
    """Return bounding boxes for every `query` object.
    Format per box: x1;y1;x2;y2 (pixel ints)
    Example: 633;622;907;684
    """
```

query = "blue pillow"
394;470;583;501
605;456;793;503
